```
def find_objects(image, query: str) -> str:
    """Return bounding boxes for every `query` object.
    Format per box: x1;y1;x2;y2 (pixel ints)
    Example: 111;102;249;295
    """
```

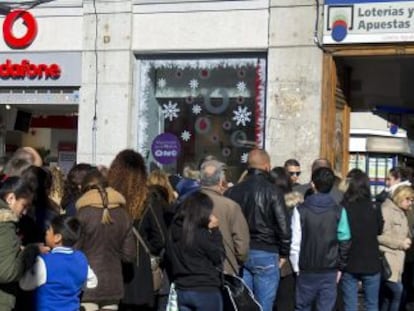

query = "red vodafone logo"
3;10;38;49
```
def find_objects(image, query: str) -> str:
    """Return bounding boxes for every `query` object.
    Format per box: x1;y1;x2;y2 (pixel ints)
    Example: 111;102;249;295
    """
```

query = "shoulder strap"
132;227;151;255
148;204;165;244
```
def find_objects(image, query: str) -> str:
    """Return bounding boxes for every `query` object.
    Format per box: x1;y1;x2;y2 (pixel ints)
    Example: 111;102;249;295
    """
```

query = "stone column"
267;0;324;180
78;0;133;165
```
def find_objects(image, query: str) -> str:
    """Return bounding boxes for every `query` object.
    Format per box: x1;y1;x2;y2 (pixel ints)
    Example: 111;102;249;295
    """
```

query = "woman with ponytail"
75;168;136;311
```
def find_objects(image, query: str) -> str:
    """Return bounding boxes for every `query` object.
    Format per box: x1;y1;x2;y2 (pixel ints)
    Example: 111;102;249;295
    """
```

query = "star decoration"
232;106;252;126
237;81;247;93
241;152;248;163
162;101;180;121
189;79;199;90
157;78;167;88
181;130;191;142
192;104;202;115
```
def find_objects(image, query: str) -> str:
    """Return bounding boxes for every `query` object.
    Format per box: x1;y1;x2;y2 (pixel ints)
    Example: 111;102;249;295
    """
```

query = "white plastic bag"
166;283;178;311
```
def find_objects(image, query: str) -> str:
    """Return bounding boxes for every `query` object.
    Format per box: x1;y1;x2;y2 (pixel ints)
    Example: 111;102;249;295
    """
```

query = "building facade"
0;0;324;180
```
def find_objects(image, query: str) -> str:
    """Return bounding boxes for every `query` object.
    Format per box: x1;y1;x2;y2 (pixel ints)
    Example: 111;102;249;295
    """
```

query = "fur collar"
0;207;18;223
76;187;126;210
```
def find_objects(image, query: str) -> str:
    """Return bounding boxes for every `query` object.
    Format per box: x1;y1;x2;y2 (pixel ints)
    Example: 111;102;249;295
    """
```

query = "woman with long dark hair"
340;169;383;311
20;166;60;244
0;177;40;311
271;166;303;311
166;191;225;311
61;163;93;216
75;169;136;311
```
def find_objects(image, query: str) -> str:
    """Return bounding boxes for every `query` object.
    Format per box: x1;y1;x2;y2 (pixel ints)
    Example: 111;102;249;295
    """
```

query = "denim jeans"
381;281;403;311
295;271;337;311
341;272;380;311
242;249;279;311
177;289;223;311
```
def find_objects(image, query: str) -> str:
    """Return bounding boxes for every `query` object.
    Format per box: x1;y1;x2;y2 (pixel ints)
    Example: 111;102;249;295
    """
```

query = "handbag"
133;227;163;291
221;241;262;311
222;273;262;311
380;251;392;281
133;203;165;292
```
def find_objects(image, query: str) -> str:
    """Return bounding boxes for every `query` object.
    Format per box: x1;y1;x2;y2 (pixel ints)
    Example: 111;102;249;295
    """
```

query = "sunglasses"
288;171;301;176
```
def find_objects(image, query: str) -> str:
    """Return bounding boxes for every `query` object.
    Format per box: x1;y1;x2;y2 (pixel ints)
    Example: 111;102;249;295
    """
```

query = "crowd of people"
0;146;414;311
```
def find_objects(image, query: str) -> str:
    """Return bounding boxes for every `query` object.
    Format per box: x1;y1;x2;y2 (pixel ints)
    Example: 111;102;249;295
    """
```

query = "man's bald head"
311;158;332;172
248;149;271;171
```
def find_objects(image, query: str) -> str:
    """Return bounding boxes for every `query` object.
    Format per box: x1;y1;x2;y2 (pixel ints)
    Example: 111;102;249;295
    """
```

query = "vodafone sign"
0;59;61;79
2;10;38;49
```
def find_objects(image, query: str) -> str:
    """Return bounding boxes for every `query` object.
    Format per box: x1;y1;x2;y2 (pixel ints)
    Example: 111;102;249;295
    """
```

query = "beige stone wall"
78;0;325;175
267;0;324;180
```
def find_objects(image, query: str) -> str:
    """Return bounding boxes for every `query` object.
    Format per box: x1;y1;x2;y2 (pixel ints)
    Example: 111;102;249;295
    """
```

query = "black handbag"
222;273;262;311
221;240;262;311
380;252;392;281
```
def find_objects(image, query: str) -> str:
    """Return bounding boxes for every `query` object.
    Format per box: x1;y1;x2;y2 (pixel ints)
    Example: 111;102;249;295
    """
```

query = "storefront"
135;55;266;179
322;0;414;181
0;2;82;172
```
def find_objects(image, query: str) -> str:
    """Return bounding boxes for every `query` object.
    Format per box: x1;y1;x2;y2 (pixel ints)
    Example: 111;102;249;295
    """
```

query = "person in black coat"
340;168;383;311
166;191;225;311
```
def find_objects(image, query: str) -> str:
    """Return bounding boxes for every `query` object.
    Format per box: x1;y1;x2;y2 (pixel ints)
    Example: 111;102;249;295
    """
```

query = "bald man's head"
311;158;332;173
248;149;271;172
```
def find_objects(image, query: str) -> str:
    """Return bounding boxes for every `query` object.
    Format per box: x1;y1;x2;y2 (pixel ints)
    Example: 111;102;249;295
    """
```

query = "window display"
137;56;266;182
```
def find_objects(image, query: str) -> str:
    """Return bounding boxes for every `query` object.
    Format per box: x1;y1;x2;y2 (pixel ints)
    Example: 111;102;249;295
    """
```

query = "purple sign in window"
151;132;181;165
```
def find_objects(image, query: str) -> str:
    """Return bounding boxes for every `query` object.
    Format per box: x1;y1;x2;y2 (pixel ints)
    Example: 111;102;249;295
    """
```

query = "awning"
350;136;412;155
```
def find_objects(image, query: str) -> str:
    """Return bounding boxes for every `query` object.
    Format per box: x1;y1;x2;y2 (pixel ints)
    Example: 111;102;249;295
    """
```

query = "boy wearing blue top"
290;167;351;311
19;215;97;311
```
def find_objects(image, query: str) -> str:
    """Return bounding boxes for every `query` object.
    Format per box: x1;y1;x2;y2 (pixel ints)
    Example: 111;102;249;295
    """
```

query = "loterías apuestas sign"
323;0;414;44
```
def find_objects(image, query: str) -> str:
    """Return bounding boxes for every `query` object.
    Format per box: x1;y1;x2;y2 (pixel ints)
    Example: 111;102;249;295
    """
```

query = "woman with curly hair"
108;150;166;311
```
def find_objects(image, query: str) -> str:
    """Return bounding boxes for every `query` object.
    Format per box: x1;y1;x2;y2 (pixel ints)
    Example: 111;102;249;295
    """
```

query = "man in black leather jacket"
225;149;291;311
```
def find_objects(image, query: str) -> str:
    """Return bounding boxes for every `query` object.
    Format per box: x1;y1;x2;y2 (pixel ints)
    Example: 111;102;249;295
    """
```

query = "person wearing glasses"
284;159;302;190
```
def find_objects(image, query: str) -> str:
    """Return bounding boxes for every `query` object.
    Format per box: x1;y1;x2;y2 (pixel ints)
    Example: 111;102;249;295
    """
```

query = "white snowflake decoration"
192;104;202;115
241;152;248;163
181;130;191;142
189;79;199;90
232;106;252;127
237;81;247;93
162;101;180;121
157;78;167;88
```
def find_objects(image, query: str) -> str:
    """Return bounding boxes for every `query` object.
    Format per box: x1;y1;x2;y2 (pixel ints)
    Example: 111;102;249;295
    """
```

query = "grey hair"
200;160;225;187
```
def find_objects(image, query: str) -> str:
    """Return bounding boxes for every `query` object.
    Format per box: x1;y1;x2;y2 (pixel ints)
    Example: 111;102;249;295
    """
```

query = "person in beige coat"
200;160;250;275
378;185;414;311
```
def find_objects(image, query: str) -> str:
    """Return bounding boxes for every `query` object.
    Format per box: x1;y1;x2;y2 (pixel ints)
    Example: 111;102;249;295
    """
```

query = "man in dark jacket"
225;149;291;311
290;167;351;311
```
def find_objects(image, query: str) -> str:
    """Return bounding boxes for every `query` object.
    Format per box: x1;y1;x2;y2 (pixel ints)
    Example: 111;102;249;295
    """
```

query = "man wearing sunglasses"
284;159;302;190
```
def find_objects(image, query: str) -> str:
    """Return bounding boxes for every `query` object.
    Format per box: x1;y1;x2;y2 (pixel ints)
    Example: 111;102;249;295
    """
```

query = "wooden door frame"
321;44;414;178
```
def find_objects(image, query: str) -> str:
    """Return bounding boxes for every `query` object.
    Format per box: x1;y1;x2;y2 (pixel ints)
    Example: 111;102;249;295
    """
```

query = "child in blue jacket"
20;215;97;311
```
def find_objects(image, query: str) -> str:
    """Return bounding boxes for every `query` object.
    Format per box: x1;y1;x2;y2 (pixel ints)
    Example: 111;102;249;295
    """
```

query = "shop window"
137;56;266;182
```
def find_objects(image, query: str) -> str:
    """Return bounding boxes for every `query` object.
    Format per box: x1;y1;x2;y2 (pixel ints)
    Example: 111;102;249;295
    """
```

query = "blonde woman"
147;170;176;204
379;185;414;311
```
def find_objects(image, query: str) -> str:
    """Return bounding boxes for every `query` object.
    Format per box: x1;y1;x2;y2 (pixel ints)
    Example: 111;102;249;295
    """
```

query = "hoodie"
290;193;351;273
